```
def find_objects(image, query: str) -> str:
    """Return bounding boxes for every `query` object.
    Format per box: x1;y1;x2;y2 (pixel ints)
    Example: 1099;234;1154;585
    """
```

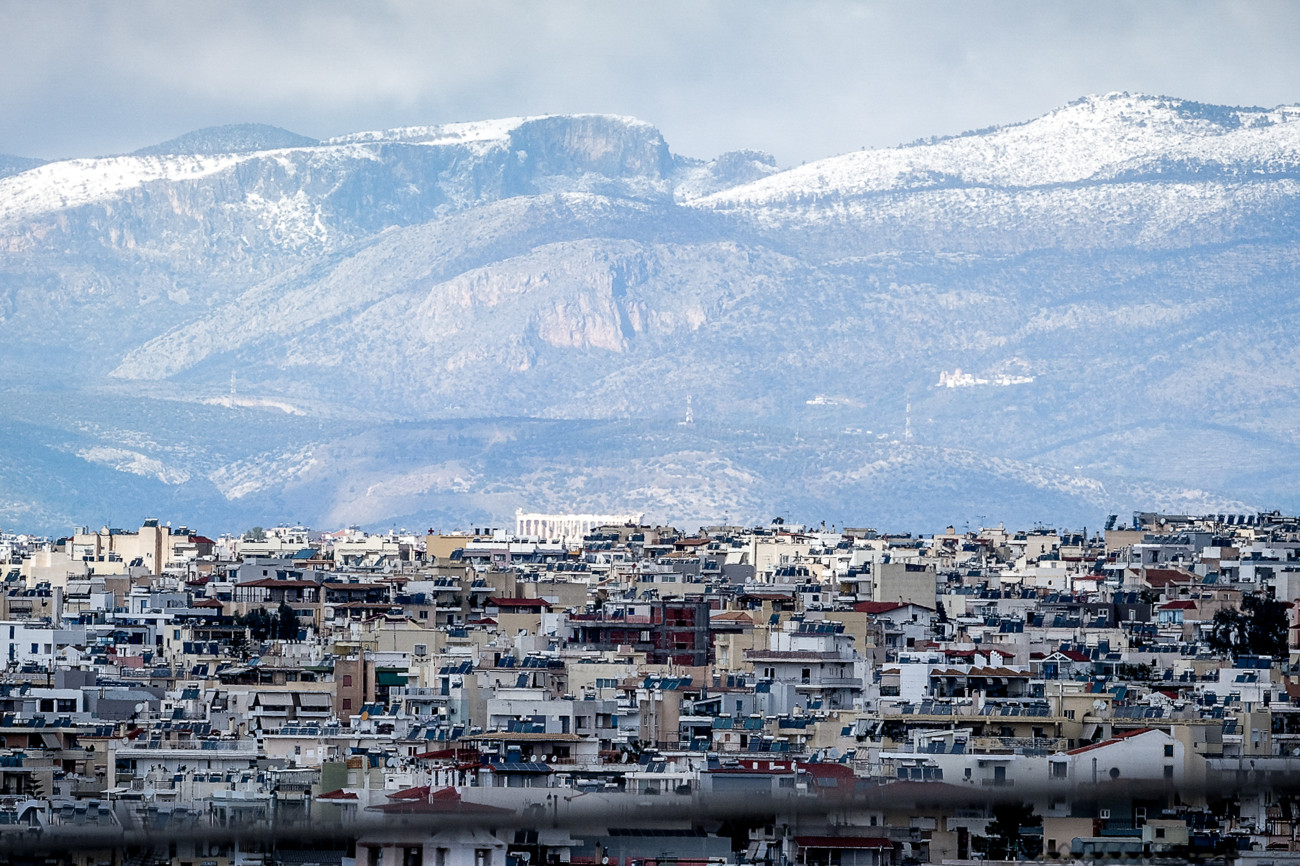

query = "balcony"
969;736;1067;755
794;677;861;688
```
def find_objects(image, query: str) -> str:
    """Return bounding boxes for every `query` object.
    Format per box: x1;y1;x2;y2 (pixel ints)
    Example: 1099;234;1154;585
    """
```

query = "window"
1163;765;1174;779
402;847;423;866
343;699;352;711
39;699;54;713
474;849;491;866
343;674;353;687
1050;762;1067;779
1163;744;1174;758
1155;828;1166;839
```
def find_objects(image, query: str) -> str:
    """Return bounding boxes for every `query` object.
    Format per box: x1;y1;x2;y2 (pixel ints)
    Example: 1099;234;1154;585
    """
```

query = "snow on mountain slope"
0;114;675;239
5;95;1300;532
326;116;530;146
728;176;1300;252
698;93;1300;210
0;152;249;227
107;192;674;381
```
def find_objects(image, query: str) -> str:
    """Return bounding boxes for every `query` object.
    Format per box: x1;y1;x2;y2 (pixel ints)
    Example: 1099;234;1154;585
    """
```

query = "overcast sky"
2;1;1297;166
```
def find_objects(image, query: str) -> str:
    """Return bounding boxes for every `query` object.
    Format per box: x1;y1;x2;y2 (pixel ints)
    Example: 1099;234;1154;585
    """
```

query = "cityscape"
0;508;1297;863
4;3;1298;865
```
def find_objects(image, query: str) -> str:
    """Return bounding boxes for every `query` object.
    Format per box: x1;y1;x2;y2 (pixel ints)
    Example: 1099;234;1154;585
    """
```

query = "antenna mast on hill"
230;371;237;406
680;394;694;426
905;398;912;442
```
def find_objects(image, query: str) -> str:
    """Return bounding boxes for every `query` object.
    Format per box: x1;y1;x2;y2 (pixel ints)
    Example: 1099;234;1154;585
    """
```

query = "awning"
255;693;293;707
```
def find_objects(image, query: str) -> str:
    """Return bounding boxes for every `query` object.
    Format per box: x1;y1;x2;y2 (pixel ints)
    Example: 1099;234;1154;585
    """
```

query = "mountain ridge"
131;122;320;157
2;94;1298;533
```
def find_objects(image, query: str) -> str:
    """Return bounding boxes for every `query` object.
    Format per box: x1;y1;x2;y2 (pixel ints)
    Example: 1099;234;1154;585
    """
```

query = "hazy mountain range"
2;93;1297;535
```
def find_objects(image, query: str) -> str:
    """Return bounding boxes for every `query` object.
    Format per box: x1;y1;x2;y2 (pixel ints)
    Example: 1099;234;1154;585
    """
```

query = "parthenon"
514;509;645;544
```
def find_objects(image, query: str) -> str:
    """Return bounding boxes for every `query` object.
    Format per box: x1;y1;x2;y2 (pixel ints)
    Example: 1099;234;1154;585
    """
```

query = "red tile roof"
1142;568;1195;587
1065;727;1158;755
853;601;905;614
317;788;358;800
488;597;552;609
371;786;511;814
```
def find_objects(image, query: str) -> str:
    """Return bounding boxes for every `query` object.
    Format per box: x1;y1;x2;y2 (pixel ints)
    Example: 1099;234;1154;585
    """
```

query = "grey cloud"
1;0;1298;164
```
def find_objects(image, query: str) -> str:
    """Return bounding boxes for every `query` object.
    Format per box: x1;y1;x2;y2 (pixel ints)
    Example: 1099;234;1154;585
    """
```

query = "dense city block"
1;510;1299;865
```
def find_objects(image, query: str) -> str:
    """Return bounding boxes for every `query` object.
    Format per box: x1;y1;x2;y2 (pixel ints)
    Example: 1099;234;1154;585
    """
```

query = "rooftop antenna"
680;394;694;426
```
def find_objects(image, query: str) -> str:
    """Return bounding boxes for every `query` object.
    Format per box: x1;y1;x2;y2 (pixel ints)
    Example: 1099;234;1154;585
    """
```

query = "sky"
1;1;1298;166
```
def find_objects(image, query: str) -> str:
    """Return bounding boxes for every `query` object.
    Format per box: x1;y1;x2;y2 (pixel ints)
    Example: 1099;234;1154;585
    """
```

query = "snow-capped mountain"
1;94;1298;533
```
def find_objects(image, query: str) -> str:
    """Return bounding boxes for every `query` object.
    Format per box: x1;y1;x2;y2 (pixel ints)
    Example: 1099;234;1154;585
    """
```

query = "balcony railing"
969;736;1068;755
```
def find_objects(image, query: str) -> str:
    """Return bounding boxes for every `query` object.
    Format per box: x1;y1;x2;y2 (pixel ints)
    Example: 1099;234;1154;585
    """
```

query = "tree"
229;628;249;660
1208;592;1288;659
973;802;1042;860
243;526;267;542
1117;661;1156;680
237;607;274;641
275;602;299;641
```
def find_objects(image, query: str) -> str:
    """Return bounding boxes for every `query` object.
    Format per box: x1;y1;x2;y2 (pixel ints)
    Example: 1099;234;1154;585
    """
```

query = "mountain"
130;123;320;157
1;93;1298;534
0;154;46;181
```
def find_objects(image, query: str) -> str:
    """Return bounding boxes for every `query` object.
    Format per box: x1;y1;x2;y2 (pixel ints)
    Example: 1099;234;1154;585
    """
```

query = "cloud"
1;0;1298;164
